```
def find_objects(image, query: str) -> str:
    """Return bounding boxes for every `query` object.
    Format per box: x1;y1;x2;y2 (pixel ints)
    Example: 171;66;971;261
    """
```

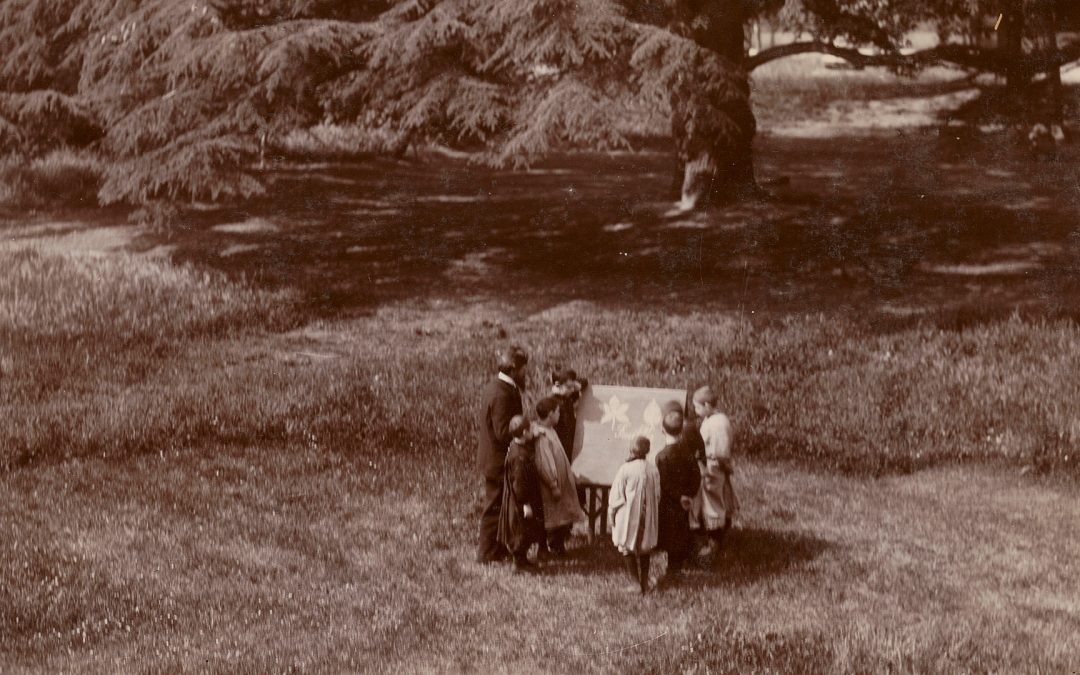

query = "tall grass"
3;248;1080;672
3;247;1079;478
0;248;302;468
0;150;102;211
0;249;296;341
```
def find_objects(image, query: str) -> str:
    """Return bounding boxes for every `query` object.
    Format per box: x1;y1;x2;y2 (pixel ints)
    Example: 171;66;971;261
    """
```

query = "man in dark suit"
476;345;529;563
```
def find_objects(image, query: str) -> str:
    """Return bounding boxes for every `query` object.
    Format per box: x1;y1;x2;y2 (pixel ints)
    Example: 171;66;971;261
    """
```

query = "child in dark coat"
497;415;546;573
655;402;701;581
551;368;588;461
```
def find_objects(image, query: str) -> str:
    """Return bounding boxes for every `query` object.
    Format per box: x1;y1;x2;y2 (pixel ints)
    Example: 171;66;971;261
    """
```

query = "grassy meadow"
3;242;1080;672
4;71;1080;671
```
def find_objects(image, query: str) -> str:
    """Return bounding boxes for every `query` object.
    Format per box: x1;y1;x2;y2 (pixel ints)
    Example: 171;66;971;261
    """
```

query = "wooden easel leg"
586;487;596;545
600;487;609;537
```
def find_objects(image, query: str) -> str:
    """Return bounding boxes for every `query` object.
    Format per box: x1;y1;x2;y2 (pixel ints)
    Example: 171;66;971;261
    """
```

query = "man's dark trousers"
476;376;521;562
478;477;507;562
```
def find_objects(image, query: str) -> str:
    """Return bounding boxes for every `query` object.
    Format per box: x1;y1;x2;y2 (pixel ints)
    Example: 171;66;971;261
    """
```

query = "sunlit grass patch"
0;248;297;341
0;248;306;468
750;56;976;132
276;122;402;159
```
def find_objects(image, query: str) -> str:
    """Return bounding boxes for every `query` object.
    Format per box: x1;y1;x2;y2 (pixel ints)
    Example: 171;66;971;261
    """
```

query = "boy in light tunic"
691;385;739;560
609;436;661;594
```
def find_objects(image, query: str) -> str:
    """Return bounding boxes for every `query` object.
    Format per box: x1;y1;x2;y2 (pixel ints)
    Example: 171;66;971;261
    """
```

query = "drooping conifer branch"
2;0;1076;216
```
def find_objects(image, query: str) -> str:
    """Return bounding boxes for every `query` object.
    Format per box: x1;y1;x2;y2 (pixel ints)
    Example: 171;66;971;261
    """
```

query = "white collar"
664;433;678;445
497;372;518;389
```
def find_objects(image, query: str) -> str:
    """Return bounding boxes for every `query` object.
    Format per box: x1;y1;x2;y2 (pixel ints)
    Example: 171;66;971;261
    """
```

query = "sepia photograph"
2;0;1079;672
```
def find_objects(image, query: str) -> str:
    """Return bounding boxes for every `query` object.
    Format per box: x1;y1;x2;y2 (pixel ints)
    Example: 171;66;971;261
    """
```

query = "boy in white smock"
690;385;739;562
609;436;661;594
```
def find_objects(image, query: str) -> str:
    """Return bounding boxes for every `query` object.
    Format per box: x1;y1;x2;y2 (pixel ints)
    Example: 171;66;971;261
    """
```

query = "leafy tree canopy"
0;0;1074;212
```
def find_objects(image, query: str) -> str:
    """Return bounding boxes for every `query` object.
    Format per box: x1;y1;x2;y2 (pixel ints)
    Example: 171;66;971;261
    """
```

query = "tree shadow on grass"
112;133;1080;328
541;526;829;589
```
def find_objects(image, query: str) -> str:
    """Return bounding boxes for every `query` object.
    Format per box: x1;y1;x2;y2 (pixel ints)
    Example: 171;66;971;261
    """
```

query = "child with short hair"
608;436;661;594
497;415;546;573
655;402;700;579
533;396;586;555
691;385;739;560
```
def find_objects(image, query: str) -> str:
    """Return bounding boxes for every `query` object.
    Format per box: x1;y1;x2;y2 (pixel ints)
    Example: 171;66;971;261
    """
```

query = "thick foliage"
0;0;1068;211
0;0;752;205
0;90;100;154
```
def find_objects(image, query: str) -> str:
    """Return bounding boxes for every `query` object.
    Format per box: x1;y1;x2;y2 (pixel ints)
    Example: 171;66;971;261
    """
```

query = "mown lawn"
2;127;1080;672
2;374;1079;672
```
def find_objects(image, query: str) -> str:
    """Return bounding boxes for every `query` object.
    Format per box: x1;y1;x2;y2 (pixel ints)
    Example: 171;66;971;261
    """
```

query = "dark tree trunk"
669;0;757;210
1045;66;1064;126
691;0;746;62
998;0;1029;117
1028;0;1064;126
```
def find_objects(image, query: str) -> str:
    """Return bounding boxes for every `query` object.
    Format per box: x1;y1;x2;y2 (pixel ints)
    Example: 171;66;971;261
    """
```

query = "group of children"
495;372;738;594
612;385;738;594
496;370;588;572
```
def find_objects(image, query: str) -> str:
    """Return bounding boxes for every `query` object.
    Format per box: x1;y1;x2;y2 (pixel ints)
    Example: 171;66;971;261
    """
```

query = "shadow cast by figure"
532;526;830;590
683;526;832;587
528;537;626;578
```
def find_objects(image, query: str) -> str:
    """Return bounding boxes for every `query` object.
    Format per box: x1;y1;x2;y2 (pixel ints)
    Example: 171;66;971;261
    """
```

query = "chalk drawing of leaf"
643;399;662;427
600;395;630;430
